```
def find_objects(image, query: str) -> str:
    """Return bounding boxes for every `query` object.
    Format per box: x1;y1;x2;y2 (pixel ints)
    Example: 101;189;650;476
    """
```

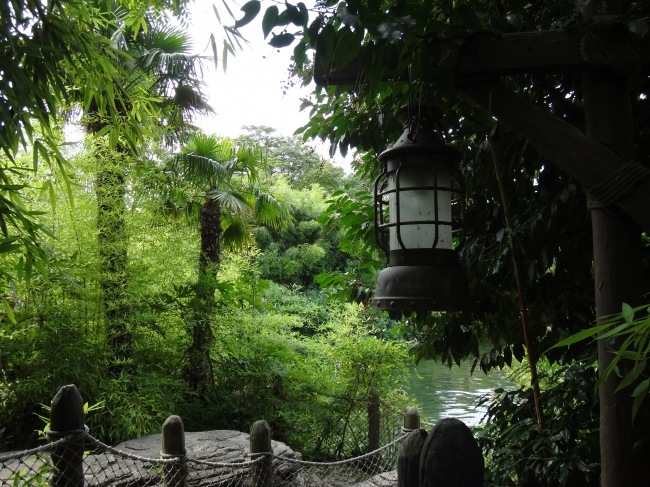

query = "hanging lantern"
372;105;471;312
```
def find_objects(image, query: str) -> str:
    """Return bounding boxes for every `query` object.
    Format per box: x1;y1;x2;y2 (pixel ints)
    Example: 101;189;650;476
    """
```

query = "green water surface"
406;360;514;427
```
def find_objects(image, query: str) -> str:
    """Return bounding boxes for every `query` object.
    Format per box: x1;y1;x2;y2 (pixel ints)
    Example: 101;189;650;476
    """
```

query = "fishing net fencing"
0;428;412;486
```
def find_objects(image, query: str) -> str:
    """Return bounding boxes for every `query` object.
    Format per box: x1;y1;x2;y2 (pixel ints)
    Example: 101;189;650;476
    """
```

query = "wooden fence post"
403;407;420;432
162;415;187;487
49;384;85;487
250;420;272;487
398;407;425;487
367;388;380;453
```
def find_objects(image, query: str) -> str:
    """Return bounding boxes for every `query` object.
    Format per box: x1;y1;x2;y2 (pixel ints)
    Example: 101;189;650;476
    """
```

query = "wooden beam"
458;81;650;233
314;26;650;85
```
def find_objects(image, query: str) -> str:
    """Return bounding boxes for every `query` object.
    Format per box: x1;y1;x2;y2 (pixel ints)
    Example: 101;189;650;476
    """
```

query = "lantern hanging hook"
406;61;422;142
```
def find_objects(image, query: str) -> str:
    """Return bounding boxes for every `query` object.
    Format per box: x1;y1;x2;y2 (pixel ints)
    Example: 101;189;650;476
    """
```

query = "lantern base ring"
372;265;470;312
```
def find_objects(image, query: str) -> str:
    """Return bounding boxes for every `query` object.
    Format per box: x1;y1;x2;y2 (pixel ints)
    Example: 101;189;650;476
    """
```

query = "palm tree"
172;133;289;391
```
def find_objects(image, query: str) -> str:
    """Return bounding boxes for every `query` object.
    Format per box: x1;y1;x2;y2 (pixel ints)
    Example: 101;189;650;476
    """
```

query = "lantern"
372;105;471;312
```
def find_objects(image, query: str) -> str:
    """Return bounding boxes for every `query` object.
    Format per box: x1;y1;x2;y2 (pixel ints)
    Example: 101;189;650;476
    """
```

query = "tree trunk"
95;142;132;374
184;196;221;391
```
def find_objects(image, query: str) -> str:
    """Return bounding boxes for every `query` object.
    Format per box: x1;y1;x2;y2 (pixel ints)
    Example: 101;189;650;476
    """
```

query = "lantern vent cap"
378;105;460;162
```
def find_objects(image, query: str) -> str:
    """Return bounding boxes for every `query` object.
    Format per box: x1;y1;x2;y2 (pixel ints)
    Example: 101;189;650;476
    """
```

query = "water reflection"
406;361;515;427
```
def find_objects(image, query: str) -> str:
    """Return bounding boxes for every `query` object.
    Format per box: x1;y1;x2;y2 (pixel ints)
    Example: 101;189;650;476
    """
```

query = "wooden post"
577;1;647;485
367;388;380;453
397;428;427;487
49;384;85;487
162;415;187;487
250;420;272;487
402;407;420;432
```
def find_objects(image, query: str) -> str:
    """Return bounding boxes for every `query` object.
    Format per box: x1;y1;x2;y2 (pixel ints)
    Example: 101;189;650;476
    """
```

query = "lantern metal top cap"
378;104;460;162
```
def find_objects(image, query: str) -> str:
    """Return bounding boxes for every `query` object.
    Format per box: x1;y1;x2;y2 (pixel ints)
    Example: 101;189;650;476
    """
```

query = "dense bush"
478;356;600;487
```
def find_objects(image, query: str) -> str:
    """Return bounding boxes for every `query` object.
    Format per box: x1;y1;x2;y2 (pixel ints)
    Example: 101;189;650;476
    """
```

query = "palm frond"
175;153;231;185
138;25;193;55
254;190;291;229
221;214;251;251
208;188;251;214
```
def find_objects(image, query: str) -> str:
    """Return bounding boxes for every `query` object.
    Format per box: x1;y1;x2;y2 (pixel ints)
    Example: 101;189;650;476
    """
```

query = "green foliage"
553;302;650;420
254;177;349;287
478;358;600;487
203;300;411;458
236;126;348;194
314;181;383;305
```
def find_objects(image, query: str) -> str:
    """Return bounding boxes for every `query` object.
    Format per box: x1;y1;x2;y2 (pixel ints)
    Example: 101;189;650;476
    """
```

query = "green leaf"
632;378;649;397
551;323;610;348
632;379;649;420
2;297;16;324
234;0;261;29
316;24;336;67
622;302;634;323
269;33;295;48
262;6;279;39
616;360;646;392
297;3;309;28
222;0;236;20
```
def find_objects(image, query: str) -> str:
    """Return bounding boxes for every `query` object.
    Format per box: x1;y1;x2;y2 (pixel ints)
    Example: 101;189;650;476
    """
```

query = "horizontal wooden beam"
458;81;650;233
315;26;650;85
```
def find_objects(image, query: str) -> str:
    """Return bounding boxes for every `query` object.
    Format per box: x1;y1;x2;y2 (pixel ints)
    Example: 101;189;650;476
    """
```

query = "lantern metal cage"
371;105;471;312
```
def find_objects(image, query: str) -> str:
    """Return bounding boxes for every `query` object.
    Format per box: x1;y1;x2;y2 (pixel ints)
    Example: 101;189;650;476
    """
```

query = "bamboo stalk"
488;137;546;440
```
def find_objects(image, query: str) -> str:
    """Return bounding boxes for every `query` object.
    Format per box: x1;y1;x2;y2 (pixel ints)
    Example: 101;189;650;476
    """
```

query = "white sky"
188;0;352;171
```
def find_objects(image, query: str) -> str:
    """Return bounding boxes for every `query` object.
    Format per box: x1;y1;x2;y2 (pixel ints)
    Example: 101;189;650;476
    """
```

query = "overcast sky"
188;0;352;171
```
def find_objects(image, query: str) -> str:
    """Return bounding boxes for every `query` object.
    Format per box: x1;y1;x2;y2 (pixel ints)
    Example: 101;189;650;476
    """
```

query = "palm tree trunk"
185;196;221;391
199;196;222;273
95;144;132;375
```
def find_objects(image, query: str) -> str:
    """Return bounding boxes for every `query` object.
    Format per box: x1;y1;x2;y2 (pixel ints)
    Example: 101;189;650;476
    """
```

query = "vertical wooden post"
398;408;424;487
577;1;646;485
403;407;420;432
250;420;272;487
49;384;85;487
367;388;380;453
162;415;187;487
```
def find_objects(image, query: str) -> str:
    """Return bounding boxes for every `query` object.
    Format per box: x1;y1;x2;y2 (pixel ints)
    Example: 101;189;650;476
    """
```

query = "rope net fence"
0;430;408;486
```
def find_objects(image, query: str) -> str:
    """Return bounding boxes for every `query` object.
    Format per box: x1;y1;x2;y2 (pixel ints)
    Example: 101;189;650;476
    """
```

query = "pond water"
406;360;515;427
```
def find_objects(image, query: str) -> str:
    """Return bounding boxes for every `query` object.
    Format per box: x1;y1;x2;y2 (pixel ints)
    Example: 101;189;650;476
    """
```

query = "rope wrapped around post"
586;161;650;209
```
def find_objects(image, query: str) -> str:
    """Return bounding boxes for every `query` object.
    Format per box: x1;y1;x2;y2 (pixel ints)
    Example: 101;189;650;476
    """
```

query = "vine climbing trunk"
184;195;222;392
95;141;133;374
578;2;646;484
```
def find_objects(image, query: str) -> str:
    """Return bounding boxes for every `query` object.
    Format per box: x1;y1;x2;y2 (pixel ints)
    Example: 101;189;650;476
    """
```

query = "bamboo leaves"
553;302;650;420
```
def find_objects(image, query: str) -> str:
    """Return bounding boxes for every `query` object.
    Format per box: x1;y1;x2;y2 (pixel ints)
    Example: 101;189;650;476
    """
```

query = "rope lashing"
586;161;650;209
45;425;89;441
160;449;186;460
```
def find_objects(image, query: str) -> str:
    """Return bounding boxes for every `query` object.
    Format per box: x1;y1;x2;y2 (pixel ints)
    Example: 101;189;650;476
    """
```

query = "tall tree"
79;10;209;371
173;133;289;390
